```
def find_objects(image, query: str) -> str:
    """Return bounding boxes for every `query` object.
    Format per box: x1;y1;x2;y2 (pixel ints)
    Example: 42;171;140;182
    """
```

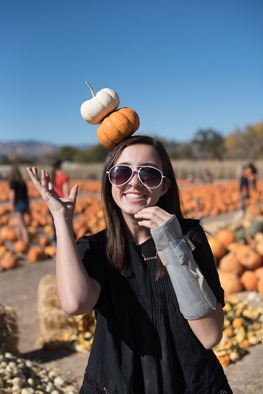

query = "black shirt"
77;219;232;394
9;180;29;204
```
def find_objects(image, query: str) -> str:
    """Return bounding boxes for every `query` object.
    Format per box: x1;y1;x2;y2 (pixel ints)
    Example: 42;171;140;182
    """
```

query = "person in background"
51;159;69;199
8;165;30;245
26;135;233;393
239;164;250;213
50;159;69;244
247;162;258;191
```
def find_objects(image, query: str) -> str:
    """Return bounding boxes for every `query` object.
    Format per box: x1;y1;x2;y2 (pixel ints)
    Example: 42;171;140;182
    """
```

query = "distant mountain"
0;140;59;158
0;140;89;159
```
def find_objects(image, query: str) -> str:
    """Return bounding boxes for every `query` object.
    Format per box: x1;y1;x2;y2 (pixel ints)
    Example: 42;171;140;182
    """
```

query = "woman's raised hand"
134;206;173;229
27;167;78;223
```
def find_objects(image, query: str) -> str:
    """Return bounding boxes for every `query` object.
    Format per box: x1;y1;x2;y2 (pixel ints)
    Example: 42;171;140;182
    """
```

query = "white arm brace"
150;215;217;320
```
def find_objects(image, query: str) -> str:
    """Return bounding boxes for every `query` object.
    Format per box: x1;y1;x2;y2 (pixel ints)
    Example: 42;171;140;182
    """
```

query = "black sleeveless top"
76;219;233;394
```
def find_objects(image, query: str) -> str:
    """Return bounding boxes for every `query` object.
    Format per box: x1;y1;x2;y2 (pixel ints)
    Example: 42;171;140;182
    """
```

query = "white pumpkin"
80;81;120;125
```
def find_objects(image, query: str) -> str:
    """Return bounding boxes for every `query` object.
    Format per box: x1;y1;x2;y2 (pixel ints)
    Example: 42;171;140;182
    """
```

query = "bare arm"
188;303;224;349
9;189;15;211
27;167;101;315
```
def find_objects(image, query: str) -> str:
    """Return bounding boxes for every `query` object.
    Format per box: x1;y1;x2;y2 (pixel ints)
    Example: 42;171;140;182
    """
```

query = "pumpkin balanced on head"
80;81;120;125
97;107;140;150
80;81;140;149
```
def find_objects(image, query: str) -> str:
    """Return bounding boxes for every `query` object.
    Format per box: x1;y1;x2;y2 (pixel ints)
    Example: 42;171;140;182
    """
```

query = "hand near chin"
26;167;78;223
134;206;173;229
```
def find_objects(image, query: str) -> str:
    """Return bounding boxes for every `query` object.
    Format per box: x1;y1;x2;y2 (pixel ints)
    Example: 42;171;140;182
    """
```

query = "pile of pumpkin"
0;180;105;271
0;352;79;393
181;179;263;218
213;295;263;368
207;203;263;295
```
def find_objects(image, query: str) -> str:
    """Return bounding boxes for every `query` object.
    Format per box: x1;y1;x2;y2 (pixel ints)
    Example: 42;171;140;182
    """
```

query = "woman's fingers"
69;185;79;202
134;207;173;228
27;167;42;190
27;167;53;203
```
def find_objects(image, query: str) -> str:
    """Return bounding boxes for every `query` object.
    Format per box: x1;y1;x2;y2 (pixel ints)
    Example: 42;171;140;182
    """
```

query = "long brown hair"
8;165;25;184
101;135;184;277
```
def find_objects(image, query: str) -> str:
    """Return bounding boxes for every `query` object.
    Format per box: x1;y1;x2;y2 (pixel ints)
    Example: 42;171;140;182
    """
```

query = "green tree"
193;129;224;160
59;146;80;161
84;144;109;162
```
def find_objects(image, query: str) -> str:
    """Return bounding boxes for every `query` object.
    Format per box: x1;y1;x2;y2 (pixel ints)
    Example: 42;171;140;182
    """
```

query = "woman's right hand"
27;167;78;224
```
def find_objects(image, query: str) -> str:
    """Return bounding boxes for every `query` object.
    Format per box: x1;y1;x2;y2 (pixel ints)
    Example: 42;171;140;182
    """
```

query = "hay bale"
37;274;78;342
0;304;19;354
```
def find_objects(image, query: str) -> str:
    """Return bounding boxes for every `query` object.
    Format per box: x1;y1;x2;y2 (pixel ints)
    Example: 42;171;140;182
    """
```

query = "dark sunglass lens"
110;166;132;185
140;167;162;188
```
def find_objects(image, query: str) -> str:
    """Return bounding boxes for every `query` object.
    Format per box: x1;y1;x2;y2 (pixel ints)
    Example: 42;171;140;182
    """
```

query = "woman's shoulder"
178;217;201;234
76;229;107;251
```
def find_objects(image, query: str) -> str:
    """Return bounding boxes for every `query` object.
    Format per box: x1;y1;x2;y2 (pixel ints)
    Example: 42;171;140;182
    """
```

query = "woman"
27;135;232;393
51;159;69;198
239;164;250;212
9;165;30;245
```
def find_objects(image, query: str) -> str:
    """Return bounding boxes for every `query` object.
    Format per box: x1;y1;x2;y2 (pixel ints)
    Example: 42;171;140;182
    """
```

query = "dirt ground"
1;213;263;393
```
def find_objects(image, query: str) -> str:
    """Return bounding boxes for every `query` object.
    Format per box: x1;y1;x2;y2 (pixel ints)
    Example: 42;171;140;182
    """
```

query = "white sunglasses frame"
106;165;167;189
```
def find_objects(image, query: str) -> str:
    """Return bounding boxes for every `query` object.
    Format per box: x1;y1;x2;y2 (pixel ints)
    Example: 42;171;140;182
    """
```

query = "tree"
224;121;263;159
193;129;225;160
244;122;263;159
59;146;80;161
224;130;249;159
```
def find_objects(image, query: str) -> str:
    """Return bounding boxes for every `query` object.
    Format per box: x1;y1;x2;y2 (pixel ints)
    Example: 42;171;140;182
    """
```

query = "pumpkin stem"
85;81;95;97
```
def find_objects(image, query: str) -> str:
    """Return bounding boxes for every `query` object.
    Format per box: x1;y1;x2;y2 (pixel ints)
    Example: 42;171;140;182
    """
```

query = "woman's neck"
124;215;151;245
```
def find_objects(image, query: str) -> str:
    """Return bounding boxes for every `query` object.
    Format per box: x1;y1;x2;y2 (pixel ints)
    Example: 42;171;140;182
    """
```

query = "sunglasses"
106;165;167;189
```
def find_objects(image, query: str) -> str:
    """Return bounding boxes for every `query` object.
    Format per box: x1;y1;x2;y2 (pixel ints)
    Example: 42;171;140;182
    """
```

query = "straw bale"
0;304;19;354
37;274;78;341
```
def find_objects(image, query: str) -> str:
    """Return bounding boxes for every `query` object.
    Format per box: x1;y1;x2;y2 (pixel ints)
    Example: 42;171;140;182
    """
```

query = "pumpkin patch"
1;176;263;371
0;178;263;300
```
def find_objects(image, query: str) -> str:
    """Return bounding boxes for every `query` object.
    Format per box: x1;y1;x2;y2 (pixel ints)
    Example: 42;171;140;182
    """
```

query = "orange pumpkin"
38;235;50;247
217;270;243;295
207;236;227;264
1;251;18;270
257;278;263;294
97;107;140;149
240;270;259;291
0;245;7;258
218;252;244;276
14;240;29;254
27;246;44;263
215;229;236;249
235;244;263;270
246;204;262;216
44;245;56;258
216;354;231;368
255;267;263;280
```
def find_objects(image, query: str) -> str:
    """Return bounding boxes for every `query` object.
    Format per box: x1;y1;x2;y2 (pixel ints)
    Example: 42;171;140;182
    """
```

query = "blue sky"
0;0;262;147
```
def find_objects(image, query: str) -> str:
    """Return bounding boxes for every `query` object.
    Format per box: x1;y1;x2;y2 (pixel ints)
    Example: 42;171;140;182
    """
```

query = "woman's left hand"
134;206;173;229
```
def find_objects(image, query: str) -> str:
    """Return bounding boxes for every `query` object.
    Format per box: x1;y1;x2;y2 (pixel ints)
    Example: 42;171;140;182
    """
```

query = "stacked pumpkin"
80;81;140;148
